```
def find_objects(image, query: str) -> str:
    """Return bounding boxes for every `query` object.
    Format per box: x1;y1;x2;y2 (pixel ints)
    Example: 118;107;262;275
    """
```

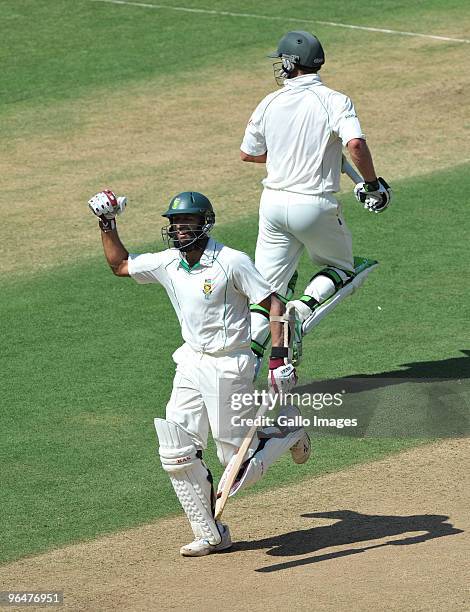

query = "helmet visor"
161;216;214;251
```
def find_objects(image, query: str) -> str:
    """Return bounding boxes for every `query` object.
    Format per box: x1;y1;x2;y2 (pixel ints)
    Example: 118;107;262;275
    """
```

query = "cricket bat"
341;154;363;184
214;306;295;520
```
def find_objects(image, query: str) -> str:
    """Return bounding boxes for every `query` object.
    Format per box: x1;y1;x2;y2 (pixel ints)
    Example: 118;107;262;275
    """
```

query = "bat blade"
214;402;267;520
214;307;296;521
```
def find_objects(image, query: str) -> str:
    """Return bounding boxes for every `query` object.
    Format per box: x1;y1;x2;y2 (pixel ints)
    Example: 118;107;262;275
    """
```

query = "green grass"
1;0;466;112
1;0;469;565
1;164;469;564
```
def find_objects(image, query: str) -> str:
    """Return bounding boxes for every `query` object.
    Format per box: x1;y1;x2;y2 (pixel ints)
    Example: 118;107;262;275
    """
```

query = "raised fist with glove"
88;189;127;231
268;358;298;394
354;177;392;213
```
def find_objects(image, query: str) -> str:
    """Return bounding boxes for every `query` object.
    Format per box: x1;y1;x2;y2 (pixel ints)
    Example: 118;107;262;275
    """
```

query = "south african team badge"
203;279;213;300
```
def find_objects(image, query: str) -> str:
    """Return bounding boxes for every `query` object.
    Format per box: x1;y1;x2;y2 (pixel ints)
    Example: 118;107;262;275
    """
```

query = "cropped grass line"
91;0;470;44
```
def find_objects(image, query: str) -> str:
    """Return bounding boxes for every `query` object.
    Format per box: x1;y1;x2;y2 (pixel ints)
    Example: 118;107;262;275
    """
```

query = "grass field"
1;0;469;565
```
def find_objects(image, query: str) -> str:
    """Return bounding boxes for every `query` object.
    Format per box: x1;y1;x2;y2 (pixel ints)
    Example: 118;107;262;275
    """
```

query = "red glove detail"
269;357;285;370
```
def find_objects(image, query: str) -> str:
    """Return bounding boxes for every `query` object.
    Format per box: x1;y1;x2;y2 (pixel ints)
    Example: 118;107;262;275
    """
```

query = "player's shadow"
297;349;470;394
231;510;463;572
293;349;470;438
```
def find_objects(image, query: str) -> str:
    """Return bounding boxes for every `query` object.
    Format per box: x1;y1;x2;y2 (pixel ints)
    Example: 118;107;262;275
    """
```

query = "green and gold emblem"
203;279;213;299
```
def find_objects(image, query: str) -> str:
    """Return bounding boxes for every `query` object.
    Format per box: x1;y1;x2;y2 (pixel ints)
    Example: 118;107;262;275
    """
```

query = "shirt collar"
178;237;220;271
284;73;322;88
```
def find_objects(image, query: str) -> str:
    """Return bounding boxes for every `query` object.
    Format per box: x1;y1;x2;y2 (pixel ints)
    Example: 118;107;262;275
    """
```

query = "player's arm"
331;93;392;213
240;101;267;164
233;255;296;390
346;138;377;182
346;138;393;213
231;254;282;349
101;229;129;277
266;294;297;392
331;94;380;183
247;291;296;389
257;295;271;311
267;294;284;349
240;151;267;163
88;190;129;276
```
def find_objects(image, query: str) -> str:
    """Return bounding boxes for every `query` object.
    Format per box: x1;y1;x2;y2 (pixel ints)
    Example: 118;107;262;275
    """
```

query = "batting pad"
154;418;221;545
301;257;378;335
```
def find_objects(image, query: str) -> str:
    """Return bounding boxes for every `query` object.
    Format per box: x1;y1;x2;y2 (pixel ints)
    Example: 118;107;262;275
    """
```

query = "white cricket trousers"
166;343;257;467
255;188;354;296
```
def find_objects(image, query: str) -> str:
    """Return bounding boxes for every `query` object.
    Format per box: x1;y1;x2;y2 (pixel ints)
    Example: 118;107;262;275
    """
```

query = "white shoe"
290;430;311;464
180;523;232;557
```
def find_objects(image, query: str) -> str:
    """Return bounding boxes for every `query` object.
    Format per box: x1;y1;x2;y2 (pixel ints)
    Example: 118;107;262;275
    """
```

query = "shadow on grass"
230;510;463;572
291;350;470;438
298;349;470;393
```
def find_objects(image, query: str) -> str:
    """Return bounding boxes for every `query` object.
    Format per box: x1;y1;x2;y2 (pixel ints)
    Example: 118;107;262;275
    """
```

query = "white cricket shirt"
241;74;365;195
128;238;272;354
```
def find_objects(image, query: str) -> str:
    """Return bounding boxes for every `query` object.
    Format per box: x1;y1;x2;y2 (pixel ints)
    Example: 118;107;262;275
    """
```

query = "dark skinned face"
170;213;204;248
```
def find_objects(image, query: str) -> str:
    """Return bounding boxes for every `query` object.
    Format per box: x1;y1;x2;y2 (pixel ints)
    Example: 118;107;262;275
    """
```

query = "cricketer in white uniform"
88;189;309;557
241;31;392;363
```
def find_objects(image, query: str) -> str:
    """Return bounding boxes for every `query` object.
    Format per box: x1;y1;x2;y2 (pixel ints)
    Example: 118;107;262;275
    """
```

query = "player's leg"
250;271;298;370
251;190;303;369
153;345;229;557
204;348;311;501
221;404;311;498
255;190;304;295
290;193;354;313
286;194;377;335
201;349;260;467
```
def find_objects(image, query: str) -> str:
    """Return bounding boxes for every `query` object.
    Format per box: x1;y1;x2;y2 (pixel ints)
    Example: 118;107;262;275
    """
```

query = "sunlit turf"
1;164;469;563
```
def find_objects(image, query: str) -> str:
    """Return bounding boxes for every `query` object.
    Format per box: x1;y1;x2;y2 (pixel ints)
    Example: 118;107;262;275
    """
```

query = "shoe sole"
180;541;232;557
180;528;233;557
291;432;311;464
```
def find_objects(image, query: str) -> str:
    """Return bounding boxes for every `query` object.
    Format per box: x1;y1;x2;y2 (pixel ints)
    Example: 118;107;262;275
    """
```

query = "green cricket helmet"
269;31;325;85
161;191;215;252
268;31;325;68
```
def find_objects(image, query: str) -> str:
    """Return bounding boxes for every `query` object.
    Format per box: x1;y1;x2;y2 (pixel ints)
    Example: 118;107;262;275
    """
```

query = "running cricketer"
241;31;392;364
88;190;310;556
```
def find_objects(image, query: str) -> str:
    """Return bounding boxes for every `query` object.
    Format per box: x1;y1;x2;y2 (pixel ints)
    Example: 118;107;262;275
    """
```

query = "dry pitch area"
1;439;468;611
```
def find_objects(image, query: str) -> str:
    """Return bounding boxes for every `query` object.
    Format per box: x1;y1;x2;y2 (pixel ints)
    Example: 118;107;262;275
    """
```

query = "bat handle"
284;303;296;363
341;154;363;184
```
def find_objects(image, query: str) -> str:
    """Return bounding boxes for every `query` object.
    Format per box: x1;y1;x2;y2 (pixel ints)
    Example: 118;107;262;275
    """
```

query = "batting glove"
354;177;392;213
268;359;298;394
88;190;127;232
